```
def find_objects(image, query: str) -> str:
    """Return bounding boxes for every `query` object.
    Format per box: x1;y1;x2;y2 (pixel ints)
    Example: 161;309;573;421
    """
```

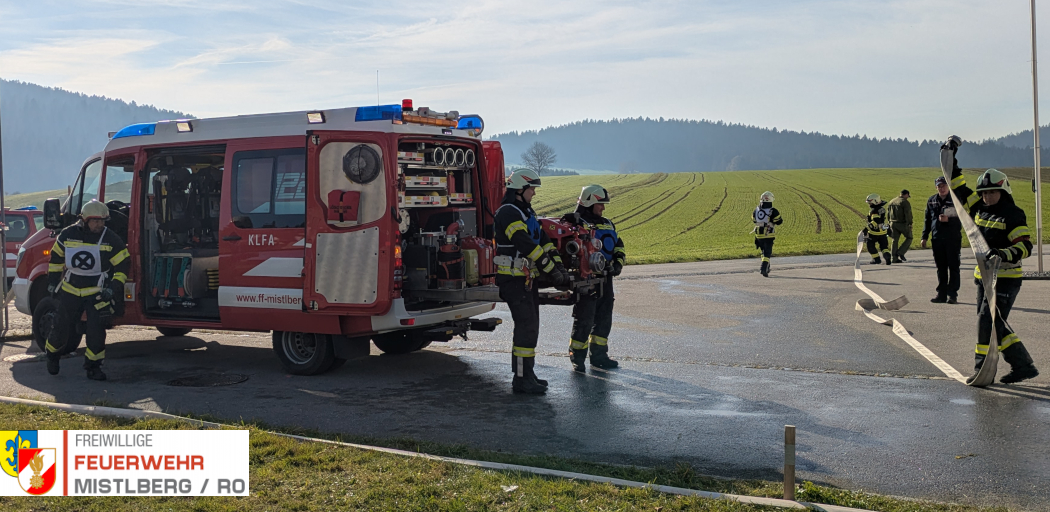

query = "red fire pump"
532;215;607;295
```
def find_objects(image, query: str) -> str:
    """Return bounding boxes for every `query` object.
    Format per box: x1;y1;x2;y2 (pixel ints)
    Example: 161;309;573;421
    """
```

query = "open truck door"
302;132;394;316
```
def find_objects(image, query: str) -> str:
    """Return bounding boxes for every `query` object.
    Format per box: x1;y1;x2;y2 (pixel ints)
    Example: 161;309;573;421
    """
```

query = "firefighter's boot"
870;256;881;265
569;348;588;372
512;356;547;394
1001;344;1039;384
589;337;619;369
46;353;60;376
760;261;770;277
883;251;892;265
84;361;106;381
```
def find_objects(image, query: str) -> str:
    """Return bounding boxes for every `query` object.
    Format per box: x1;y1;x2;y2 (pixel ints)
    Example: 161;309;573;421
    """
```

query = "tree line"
492;118;1050;174
0;79;189;194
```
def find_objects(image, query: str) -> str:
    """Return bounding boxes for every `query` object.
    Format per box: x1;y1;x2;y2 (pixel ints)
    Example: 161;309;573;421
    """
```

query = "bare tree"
521;142;557;175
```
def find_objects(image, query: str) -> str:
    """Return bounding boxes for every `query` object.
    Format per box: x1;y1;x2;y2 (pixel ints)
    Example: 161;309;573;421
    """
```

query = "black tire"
272;331;337;375
32;297;80;355
372;332;432;355
156;327;193;337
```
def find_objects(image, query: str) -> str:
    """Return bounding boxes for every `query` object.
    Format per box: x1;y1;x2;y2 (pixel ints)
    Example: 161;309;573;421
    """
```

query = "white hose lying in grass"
0;395;872;512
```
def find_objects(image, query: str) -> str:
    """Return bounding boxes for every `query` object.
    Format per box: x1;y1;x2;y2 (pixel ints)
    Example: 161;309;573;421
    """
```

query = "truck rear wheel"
156;327;193;337
272;331;339;375
32;297;81;356
372;332;432;355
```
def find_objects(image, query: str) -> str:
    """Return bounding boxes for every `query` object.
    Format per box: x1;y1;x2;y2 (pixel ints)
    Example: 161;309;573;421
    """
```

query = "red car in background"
3;207;44;287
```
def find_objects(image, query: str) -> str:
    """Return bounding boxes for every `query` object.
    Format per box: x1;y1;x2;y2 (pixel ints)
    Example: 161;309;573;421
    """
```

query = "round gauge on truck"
343;145;381;184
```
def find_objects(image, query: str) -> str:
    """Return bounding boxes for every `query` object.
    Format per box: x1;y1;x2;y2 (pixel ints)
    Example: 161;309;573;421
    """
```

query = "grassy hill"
4;188;66;210
532;168;1050;264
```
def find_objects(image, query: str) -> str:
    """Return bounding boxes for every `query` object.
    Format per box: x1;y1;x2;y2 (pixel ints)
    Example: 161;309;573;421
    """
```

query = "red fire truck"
14;102;605;375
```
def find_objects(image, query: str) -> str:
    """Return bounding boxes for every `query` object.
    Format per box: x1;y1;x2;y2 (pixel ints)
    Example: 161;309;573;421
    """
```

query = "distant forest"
0;79;189;194
492;118;1050;174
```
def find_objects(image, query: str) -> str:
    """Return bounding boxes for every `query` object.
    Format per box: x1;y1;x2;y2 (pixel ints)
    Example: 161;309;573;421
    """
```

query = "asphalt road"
1;249;1049;510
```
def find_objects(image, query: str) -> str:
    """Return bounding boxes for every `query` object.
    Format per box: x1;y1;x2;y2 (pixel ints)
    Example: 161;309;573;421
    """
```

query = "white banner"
1;430;249;496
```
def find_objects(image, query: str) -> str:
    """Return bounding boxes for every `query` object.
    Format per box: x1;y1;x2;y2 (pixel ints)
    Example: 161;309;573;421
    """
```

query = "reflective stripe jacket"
752;202;782;239
493;197;559;277
576;207;625;266
947;155;1033;279
48;223;130;296
865;202;889;236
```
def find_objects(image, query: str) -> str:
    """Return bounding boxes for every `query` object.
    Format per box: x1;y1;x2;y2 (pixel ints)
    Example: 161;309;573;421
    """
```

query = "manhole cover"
166;373;249;387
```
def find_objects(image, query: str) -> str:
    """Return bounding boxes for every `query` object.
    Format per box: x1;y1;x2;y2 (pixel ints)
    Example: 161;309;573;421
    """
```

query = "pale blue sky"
1;0;1048;141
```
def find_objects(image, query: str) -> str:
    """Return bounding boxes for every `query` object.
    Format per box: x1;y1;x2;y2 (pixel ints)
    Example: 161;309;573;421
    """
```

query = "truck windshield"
104;157;135;204
66;159;103;215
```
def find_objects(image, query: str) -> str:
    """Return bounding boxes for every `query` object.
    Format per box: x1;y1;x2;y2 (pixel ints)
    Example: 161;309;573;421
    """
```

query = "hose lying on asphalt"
0;395;872;512
853;231;965;383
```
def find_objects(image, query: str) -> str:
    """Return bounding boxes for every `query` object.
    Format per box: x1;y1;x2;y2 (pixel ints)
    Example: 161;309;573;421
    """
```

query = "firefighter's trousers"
46;291;109;368
569;276;615;357
889;223;912;259
932;238;961;297
755;238;774;272
498;276;541;377
974;278;1034;372
866;234;890;260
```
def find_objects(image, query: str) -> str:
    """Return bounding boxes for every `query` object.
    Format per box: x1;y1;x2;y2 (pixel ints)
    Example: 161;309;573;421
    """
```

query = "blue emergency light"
355;105;403;122
112;123;156;139
456;115;484;134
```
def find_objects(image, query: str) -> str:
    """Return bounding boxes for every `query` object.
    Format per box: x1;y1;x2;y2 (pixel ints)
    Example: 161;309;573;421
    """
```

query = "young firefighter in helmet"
567;185;625;372
863;193;893;265
752;191;782;277
493;169;570;394
942;136;1038;385
45;199;129;381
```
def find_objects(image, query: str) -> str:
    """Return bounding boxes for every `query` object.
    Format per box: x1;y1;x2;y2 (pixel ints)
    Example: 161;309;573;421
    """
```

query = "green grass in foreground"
0;403;1004;511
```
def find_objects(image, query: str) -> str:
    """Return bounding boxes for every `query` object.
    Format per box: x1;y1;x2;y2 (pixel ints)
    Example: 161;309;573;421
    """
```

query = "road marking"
853;232;966;384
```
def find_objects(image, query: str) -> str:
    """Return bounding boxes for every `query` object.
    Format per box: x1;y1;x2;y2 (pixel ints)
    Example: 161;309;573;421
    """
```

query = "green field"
532;168;1050;264
4;188;66;210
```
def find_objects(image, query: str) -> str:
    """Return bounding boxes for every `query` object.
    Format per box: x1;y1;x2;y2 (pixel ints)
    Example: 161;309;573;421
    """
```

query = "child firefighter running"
751;191;782;277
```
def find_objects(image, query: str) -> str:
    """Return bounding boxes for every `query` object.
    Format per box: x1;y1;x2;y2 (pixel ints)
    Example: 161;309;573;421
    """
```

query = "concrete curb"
0;395;874;511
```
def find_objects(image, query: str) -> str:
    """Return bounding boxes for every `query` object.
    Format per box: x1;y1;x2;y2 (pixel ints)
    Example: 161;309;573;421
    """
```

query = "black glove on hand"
610;261;623;277
47;284;58;297
549;264;570;286
99;287;114;303
983;248;1008;262
941;135;962;152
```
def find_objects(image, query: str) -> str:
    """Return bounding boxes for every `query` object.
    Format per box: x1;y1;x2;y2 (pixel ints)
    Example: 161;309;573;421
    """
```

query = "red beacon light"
402;99;413;112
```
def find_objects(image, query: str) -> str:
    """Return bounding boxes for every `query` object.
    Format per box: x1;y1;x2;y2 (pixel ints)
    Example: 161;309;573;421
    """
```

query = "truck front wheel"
272;331;339;375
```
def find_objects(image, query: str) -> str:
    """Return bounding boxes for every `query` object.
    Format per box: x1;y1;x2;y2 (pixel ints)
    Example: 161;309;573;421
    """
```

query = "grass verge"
0;402;1006;511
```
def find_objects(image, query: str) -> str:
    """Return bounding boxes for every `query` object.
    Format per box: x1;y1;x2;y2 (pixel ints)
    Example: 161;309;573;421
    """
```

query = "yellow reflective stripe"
974;266;1024;279
755;234;775;239
61;282;101;296
51;243;65;257
570;339;589;350
95;301;110;310
45;341;60;353
505;220;528;239
111;272;128;284
512;346;535;357
540;260;555;273
48;263;65;272
975;344;989;355
64;241;112;251
85;348;105;361
975;217;1006;230
589;335;608;346
965;194;979;209
999;333;1020;351
527;245;544;261
109;248;130;266
761;256;770;262
497;267;527;276
951;176;965;187
1008;226;1031;241
542;243;555;252
595;224;614;230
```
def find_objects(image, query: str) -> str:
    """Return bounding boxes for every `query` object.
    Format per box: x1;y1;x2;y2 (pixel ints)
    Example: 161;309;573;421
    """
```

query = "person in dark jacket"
752;191;783;277
886;190;913;263
863;194;892;265
45;200;129;380
920;177;962;303
493;169;569;394
567;185;625;372
942;137;1038;385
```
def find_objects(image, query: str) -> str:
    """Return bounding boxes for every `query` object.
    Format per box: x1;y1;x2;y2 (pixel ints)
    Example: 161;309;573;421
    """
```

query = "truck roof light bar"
112;123;156;139
355;105;402;122
456;115;484;134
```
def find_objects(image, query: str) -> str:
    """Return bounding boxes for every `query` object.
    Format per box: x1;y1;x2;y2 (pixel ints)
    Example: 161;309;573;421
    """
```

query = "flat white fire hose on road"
853;231;966;383
0;395;872;511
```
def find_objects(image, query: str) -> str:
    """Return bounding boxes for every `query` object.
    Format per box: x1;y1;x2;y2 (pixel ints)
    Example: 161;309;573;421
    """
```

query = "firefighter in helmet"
942;137;1038;385
752;191;782;277
863;193;892;265
45;199;129;380
493;169;570;394
568;185;625;372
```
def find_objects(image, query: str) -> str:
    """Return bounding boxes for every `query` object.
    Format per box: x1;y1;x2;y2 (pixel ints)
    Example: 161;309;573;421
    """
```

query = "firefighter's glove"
46;284;57;298
549;264;570;286
99;287;114;303
983;248;1008;263
610;261;623;277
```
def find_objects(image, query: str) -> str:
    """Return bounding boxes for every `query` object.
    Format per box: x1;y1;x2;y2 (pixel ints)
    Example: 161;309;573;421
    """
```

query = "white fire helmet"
759;191;775;203
578;184;611;207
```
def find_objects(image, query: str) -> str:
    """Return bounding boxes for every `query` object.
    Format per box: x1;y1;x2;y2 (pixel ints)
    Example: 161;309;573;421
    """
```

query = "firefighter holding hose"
942;137;1038;385
568;185;625;372
494;169;570;394
45;199;129;381
752;191;782;277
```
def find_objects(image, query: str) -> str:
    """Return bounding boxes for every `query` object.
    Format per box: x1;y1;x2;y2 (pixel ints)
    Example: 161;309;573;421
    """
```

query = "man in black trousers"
920;176;962;304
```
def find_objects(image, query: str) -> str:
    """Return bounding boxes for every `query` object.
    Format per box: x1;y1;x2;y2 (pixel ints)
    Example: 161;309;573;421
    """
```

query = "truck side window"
232;149;306;228
66;159;103;215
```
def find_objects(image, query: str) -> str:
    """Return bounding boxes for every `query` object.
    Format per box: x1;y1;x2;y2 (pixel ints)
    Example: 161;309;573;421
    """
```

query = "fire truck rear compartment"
141;147;225;320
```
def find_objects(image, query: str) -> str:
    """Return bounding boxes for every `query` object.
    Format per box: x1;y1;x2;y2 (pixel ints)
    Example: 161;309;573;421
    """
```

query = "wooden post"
784;425;796;501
